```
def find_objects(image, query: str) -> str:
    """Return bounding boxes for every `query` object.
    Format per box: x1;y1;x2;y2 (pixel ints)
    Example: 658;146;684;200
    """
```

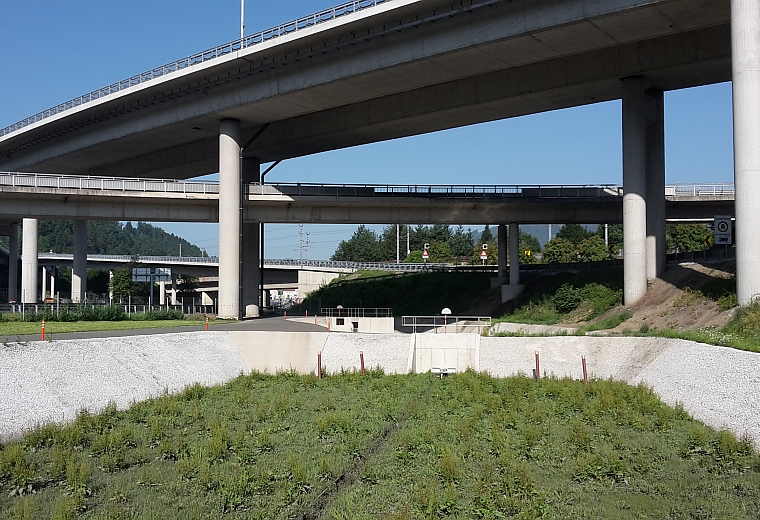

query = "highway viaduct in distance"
0;0;756;317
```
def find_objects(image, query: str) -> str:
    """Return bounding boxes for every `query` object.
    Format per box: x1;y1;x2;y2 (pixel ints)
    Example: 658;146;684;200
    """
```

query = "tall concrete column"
622;78;648;305
171;274;178;305
509;222;520;286
159;281;167;306
109;270;114;304
218;119;242;319
497;224;507;280
21;218;38;304
42;267;48;301
72;220;88;303
49;269;55;300
645;90;666;279
733;0;760;305
242;157;261;318
8;222;19;302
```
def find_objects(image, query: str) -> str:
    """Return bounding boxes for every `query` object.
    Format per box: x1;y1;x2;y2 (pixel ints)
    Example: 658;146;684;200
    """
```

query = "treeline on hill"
36;220;205;257
330;223;716;264
330;224;541;265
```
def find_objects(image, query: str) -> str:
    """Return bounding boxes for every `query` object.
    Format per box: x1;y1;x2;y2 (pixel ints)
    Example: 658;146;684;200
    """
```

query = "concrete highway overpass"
1;0;758;314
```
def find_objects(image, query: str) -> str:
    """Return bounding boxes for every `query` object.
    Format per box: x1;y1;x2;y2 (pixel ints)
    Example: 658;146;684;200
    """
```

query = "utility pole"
407;224;411;256
240;0;245;40
305;233;311;260
396;224;400;263
179;244;182;258
299;225;304;264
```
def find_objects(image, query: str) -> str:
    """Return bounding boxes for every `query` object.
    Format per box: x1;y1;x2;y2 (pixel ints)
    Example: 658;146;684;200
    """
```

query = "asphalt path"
1;316;325;343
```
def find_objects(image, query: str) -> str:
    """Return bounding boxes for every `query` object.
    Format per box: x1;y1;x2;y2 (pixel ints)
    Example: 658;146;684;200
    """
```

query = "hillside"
0;221;204;257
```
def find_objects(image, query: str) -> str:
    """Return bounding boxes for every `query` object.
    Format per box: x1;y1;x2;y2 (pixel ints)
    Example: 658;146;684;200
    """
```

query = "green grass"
0;320;218;338
295;271;493;316
2;371;759;519
577;311;633;334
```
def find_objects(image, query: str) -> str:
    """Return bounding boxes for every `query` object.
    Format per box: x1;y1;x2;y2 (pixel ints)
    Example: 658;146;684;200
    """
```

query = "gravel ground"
0;332;248;441
322;333;411;374
481;336;760;448
3;331;759;450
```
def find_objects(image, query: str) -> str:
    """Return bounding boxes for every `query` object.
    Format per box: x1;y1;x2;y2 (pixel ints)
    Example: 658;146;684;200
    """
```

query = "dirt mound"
604;260;736;333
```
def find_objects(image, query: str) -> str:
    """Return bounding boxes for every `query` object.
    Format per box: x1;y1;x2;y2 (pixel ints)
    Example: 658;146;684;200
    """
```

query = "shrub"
542;238;577;264
552;284;582;313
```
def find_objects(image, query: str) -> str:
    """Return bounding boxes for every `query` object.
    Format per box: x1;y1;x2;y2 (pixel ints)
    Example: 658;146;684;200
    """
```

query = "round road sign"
717;221;730;233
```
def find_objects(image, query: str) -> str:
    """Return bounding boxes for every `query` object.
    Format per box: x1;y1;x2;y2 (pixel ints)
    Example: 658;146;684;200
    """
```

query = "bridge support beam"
218;119;242;319
42;267;48;301
8;222;19;303
733;0;760;305
509;222;520;286
622;78;648;306
72;220;87;303
21;218;38;304
242;157;261;318
646;90;666;279
497;224;507;281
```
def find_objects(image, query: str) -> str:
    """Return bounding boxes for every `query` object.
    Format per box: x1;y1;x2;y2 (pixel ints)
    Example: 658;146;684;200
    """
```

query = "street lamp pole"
240;0;245;41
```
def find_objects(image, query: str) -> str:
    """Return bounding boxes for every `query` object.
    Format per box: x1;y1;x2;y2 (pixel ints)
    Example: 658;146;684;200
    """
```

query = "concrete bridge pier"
645;90;667;279
171;274;178;305
21;218;38;304
218;119;242;319
733;0;760;305
497;224;507;281
71;220;87;303
242;158;262;318
6;222;19;302
509;222;520;286
622;78;648;306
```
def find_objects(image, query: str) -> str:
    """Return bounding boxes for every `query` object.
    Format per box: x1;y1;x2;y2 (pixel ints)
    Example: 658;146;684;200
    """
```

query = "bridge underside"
0;0;731;180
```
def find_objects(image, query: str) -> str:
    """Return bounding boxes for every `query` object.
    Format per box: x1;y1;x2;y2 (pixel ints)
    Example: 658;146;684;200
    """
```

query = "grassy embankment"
294;270;492;316
0;308;220;338
1;371;759;519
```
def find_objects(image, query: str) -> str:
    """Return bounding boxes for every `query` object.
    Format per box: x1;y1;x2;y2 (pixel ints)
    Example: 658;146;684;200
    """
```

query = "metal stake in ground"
582;356;588;384
317;351;322;379
360;350;365;376
535;351;540;382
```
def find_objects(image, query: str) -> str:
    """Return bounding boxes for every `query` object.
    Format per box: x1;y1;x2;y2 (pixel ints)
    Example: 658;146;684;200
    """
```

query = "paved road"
1;316;326;343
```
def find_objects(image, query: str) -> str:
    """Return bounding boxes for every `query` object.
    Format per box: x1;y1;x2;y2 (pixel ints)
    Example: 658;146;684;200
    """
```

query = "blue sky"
0;1;735;259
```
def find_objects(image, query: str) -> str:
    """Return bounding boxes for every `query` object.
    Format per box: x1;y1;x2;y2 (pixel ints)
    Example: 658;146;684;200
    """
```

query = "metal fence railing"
321;307;393;318
665;183;736;197
0;172;219;194
0;0;394;138
402;315;492;334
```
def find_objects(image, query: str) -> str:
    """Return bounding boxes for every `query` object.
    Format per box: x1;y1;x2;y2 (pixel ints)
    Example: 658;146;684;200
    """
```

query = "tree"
555;224;593;246
330;225;382;262
542;237;577;264
427;241;453;263
667;224;712;253
480;225;494;243
519;231;541;254
111;268;136;300
578;236;609;262
449;225;474;257
595;224;623;257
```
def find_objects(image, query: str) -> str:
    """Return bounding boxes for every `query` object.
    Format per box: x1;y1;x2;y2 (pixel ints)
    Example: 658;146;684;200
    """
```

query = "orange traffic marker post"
284;311;287;321
205;316;209;331
360;350;365;376
534;351;540;382
41;320;45;341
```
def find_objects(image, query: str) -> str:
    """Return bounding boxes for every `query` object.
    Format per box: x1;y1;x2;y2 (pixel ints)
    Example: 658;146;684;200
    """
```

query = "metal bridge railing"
0;0;393;138
665;183;736;197
0;172;219;194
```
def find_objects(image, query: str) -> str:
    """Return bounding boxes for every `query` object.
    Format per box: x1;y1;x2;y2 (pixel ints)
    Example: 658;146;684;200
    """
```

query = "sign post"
714;215;732;245
422;243;429;265
480;244;488;265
